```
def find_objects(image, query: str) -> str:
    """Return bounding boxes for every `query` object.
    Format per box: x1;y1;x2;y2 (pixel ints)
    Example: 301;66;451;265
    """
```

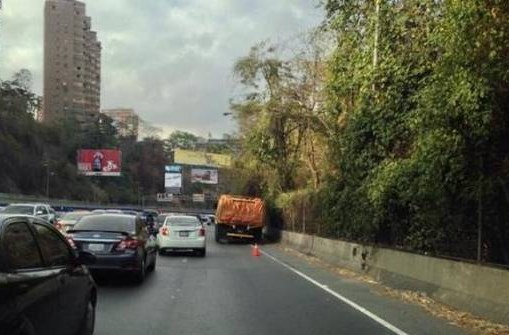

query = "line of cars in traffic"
0;203;215;335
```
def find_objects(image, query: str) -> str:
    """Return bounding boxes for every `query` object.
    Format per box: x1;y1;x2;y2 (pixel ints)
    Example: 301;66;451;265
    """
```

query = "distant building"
102;108;139;138
42;0;101;125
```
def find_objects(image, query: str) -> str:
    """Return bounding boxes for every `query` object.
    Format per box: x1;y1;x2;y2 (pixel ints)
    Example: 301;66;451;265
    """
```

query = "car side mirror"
75;250;96;265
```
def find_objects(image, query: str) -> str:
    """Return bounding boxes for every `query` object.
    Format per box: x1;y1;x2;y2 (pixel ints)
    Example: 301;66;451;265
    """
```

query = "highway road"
94;226;467;335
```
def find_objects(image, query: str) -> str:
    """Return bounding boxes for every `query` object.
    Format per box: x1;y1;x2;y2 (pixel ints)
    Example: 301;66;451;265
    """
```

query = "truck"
215;195;266;243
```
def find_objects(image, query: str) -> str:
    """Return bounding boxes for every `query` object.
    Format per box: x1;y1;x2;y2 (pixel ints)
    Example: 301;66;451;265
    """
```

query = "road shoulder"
262;244;508;335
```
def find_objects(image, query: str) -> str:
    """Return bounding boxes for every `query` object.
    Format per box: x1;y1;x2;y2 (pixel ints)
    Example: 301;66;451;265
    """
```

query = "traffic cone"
252;243;260;257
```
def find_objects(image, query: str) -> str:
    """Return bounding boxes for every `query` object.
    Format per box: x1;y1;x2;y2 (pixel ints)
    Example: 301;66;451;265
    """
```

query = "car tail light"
198;227;205;236
116;238;141;251
160;226;169;236
55;220;63;230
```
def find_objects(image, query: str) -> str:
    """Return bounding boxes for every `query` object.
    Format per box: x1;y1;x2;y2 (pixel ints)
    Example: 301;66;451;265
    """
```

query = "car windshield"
73;215;135;233
165;217;200;226
2;205;34;214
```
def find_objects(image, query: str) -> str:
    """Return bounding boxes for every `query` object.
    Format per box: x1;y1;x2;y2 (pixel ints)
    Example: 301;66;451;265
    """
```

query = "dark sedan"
0;214;97;335
67;214;157;283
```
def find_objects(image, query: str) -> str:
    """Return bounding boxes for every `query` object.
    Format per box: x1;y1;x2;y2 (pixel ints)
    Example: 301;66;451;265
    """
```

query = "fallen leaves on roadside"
278;246;509;335
379;288;509;335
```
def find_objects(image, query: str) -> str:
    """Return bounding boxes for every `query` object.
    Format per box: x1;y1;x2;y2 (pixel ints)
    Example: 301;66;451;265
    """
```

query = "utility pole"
373;0;381;91
46;163;50;199
477;157;484;262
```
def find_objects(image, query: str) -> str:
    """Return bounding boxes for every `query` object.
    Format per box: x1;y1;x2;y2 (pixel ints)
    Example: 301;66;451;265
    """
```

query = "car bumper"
157;237;206;250
87;253;141;272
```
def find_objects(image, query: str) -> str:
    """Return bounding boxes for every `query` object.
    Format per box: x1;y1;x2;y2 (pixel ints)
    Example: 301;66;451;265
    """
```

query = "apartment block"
42;0;101;124
102;108;140;138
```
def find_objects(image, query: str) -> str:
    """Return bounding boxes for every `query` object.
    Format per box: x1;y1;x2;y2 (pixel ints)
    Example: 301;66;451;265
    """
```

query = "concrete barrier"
281;230;509;325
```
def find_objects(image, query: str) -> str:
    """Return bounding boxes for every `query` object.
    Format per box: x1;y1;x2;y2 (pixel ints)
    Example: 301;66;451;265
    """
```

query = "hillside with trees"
230;1;509;265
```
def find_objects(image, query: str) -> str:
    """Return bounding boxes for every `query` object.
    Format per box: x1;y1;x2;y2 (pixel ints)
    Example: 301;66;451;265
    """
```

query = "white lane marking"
261;250;411;335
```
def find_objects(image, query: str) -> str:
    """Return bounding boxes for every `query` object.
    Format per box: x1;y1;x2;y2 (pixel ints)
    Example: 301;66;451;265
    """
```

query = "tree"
164;130;199;152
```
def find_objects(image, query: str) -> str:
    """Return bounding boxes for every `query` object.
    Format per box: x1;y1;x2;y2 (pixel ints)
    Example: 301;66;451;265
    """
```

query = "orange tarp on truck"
215;195;266;227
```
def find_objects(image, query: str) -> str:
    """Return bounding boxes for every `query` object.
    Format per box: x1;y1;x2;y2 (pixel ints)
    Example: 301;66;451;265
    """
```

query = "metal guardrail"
0;193;215;214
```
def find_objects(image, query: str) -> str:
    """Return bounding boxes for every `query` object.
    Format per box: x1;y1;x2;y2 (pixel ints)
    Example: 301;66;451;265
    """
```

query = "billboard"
77;149;121;176
164;173;182;188
157;193;174;202
165;165;182;173
174;149;231;168
191;168;218;184
192;194;205;203
164;165;182;189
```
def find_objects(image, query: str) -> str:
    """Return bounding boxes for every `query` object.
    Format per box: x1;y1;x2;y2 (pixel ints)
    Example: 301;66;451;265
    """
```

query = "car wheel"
147;254;156;272
196;248;206;257
134;258;146;284
77;300;95;335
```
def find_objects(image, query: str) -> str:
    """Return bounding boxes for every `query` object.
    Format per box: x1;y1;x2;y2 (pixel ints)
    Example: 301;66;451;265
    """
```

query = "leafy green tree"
164;130;199;152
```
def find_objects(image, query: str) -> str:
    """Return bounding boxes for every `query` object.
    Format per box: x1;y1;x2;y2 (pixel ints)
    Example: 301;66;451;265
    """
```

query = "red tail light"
116;238;141;251
66;234;76;249
55;221;63;230
160;226;169;236
198;227;205;236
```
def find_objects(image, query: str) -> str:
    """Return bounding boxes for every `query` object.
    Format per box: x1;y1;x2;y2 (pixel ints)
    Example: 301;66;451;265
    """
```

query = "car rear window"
2;205;34;214
165;216;200;226
73;215;135;232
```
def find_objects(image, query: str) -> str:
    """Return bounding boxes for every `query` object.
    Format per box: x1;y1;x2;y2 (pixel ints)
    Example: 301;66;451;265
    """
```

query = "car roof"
165;215;200;220
5;203;46;207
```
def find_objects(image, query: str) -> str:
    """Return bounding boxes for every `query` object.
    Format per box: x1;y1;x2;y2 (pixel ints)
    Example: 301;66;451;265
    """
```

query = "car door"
35;205;50;222
31;220;91;335
1;219;62;335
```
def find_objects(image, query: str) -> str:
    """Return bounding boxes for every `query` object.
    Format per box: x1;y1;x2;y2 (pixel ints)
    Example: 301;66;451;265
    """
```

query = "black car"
68;214;157;283
0;214;97;335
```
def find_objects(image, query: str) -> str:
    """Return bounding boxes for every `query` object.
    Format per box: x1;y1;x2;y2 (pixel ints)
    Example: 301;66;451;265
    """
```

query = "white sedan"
157;215;206;257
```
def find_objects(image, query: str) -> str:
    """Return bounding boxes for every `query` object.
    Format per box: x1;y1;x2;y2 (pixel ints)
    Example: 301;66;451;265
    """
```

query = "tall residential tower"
43;0;101;124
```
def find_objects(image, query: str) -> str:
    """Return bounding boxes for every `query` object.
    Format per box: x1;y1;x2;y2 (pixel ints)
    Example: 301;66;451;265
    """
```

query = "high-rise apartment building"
43;0;101;124
102;108;140;138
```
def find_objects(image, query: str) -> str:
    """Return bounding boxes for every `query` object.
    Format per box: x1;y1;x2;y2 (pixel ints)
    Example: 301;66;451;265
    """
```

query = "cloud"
0;0;324;137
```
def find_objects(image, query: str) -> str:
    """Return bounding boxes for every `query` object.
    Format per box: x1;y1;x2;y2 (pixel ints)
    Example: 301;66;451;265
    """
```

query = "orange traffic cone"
252;243;260;257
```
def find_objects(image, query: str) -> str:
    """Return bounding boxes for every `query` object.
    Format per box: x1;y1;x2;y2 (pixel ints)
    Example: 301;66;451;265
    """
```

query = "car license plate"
88;243;104;251
179;232;189;237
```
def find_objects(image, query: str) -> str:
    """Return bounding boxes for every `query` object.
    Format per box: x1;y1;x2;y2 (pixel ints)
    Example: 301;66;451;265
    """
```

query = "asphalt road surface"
94;226;468;335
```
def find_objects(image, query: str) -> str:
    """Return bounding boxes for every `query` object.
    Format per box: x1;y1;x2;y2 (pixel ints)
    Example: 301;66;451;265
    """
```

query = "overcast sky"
0;0;323;138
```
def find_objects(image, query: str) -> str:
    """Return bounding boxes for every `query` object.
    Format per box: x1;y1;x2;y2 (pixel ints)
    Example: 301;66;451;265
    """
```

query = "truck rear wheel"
215;224;225;244
253;228;263;244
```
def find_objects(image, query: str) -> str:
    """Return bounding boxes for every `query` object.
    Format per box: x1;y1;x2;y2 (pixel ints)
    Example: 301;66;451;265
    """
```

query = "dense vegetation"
231;1;509;265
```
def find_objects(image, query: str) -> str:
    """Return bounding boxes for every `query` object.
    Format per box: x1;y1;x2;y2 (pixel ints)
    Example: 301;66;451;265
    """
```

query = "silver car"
157;215;206;257
55;211;91;233
2;203;55;223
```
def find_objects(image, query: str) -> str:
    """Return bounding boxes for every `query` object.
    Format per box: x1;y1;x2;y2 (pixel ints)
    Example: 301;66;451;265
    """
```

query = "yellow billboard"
174;149;232;168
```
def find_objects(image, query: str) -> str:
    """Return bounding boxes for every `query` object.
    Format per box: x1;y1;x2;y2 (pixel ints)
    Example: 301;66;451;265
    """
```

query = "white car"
157;215;206;256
